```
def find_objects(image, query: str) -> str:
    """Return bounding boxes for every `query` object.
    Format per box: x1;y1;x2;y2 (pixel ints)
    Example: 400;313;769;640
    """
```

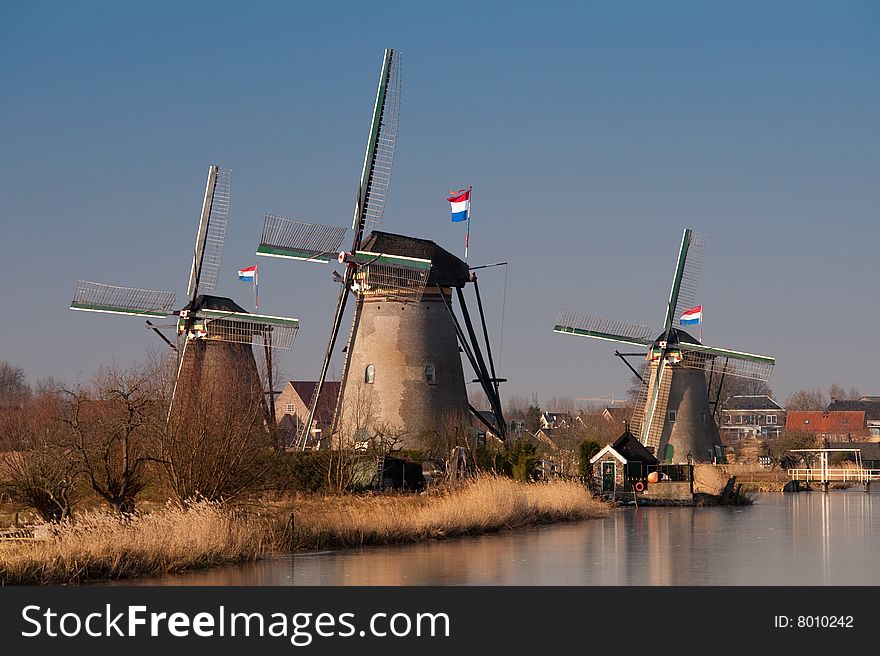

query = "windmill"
257;49;506;450
70;165;300;423
553;228;775;463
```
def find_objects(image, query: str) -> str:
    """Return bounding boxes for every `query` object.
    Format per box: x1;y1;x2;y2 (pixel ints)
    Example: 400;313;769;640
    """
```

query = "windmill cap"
360;230;470;288
654;328;700;346
185;295;248;314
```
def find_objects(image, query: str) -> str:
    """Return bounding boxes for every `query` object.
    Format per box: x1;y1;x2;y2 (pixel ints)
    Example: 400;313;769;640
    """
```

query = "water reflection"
115;491;880;586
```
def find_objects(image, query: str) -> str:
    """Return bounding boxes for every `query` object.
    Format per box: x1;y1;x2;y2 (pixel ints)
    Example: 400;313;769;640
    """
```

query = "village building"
540;412;572;430
720;395;786;441
601;406;631;428
784;410;867;441
589;430;660;494
826;398;880;437
274;381;341;448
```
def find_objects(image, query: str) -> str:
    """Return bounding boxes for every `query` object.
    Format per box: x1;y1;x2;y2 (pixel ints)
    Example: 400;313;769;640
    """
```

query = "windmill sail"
353;251;431;301
71;281;176;317
553;310;655;347
663;229;706;332
200;309;300;350
298;48;402;448
187;165;231;301
258;215;348;262
353;48;401;233
675;342;775;381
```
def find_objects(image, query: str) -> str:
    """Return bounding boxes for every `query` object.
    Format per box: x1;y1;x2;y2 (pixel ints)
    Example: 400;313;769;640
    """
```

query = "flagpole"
464;184;472;262
255;263;259;310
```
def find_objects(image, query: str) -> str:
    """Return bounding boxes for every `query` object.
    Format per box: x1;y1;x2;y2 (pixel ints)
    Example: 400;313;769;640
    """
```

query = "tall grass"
285;475;610;550
0;501;280;585
0;476;609;585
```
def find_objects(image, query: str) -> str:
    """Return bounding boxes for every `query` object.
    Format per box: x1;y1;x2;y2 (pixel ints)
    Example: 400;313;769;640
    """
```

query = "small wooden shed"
590;430;659;494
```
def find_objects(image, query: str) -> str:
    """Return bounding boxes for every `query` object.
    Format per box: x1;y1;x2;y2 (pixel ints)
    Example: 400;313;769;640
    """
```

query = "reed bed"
285;475;610;550
0;476;609;585
0;501;281;585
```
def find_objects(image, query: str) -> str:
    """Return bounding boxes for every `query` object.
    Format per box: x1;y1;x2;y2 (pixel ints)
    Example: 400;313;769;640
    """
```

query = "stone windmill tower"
70;165;300;420
554;228;775;462
256;49;506;450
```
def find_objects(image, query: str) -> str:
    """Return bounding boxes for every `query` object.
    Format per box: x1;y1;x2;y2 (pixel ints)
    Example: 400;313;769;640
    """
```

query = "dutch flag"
238;265;257;281
679;305;702;325
448;188;470;223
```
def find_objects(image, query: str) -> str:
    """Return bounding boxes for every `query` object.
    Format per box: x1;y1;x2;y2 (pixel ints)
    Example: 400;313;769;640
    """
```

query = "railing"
787;468;880;483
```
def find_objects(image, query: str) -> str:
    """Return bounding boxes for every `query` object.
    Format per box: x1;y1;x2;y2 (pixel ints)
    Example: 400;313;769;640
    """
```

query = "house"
720;395;786;440
471;410;505;447
826;399;880;437
540;412;572;430
589;430;659;494
784;411;866;441
601;406;631;428
274;381;341;448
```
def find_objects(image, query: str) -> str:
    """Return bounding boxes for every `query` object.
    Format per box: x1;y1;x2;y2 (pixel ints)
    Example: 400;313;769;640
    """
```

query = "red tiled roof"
287;381;341;425
785;411;866;434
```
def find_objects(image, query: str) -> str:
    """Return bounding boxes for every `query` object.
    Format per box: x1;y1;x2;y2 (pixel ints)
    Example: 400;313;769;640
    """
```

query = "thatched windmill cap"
361;231;470;288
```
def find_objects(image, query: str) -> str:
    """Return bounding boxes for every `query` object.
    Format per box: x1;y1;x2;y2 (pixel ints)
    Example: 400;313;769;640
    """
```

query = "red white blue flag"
447;188;470;222
680;305;702;325
238;265;258;308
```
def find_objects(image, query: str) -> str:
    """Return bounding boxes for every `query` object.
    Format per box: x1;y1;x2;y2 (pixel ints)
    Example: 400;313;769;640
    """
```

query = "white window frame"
284;403;296;414
425;363;436;385
365;364;375;384
668;410;677;423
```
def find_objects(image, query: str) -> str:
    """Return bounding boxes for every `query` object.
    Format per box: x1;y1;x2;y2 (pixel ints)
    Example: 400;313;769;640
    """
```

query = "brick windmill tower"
257;49;506;450
70;165;300;422
554;228;775;462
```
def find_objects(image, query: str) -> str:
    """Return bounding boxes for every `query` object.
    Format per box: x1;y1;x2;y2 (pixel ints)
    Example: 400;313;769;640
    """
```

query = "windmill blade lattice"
554;310;655;346
672;230;706;327
676;342;775;382
200;310;299;350
258;215;348;262
195;167;231;294
71;280;176;317
360;51;402;230
352;251;431;301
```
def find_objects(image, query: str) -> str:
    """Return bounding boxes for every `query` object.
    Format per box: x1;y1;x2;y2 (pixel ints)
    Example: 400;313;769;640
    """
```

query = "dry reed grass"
284;475;610;550
0;501;280;585
0;476;609;585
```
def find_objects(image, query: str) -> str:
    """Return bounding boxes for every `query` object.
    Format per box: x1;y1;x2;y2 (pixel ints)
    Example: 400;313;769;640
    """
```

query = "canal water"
121;490;880;586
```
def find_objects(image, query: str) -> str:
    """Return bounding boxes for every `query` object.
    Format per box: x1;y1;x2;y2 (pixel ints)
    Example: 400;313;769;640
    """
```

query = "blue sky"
1;1;877;404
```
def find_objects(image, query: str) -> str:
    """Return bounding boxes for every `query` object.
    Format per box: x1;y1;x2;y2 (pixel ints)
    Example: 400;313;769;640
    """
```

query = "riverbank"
0;476;610;585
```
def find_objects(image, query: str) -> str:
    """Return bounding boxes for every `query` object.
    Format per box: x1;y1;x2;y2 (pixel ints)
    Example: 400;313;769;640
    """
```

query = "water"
121;491;880;586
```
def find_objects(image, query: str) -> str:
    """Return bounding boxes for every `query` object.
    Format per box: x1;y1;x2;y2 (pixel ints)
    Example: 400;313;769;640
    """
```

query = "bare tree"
828;383;860;403
0;361;30;405
159;373;273;503
0;392;78;522
61;365;159;514
785;388;829;411
504;395;530;421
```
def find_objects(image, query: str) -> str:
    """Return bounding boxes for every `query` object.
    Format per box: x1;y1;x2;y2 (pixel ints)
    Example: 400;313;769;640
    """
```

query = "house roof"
827;400;880;421
602;407;631;423
283;381;341;425
825;442;880;460
785;411;866;434
542;411;572;423
723;395;783;411
610;430;659;465
359;231;470;288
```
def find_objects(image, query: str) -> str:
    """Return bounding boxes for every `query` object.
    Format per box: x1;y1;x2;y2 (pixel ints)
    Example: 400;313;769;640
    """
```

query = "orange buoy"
647;471;660;484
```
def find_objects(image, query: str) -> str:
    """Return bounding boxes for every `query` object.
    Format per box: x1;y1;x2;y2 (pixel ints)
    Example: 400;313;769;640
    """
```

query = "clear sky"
1;1;877;405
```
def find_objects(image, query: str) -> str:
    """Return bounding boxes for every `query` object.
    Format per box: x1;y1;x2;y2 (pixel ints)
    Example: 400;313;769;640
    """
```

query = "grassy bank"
284;475;609;550
0;476;609;585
